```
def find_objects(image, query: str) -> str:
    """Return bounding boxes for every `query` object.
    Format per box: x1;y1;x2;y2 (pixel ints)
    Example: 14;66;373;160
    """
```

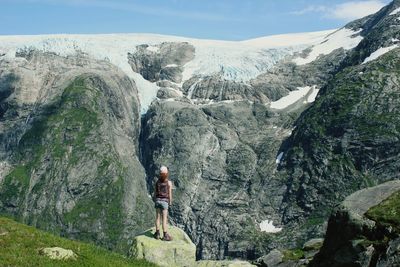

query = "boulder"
131;226;196;267
302;238;324;251
255;249;284;266
310;180;400;267
38;247;77;260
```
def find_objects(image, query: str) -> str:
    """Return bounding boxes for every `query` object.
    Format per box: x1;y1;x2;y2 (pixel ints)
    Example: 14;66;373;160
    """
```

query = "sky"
0;0;393;40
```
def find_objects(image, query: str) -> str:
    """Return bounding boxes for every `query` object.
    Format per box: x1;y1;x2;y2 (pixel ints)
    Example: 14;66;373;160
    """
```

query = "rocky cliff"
0;51;154;252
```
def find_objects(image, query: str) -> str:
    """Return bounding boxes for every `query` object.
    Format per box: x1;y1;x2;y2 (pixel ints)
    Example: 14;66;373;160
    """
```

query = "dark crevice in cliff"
138;112;155;197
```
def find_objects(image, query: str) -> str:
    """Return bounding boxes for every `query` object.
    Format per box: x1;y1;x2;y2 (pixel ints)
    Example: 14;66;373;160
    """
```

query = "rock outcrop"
310;180;400;267
131;226;196;267
131;226;257;267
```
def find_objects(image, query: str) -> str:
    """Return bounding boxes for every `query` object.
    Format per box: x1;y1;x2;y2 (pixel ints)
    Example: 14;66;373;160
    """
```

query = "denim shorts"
154;199;169;210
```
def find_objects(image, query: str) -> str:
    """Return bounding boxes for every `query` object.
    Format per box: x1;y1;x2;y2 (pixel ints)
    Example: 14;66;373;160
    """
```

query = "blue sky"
0;0;392;40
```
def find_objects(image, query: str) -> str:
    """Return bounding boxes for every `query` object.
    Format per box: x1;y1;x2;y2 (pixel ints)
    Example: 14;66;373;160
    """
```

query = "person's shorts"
154;200;169;210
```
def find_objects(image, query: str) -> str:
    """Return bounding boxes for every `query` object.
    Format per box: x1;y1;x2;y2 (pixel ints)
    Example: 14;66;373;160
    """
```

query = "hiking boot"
153;230;160;240
162;232;173;241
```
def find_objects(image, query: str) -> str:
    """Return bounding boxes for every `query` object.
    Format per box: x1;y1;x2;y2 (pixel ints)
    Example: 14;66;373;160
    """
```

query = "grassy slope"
0;217;157;267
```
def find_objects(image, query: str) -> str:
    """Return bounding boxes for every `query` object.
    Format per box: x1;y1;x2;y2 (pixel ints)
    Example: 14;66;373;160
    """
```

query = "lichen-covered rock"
39;247;77;260
302;238;324;251
131;226;196;267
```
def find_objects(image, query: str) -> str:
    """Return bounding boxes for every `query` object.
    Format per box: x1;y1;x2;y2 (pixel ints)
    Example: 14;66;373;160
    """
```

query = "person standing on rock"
153;165;173;241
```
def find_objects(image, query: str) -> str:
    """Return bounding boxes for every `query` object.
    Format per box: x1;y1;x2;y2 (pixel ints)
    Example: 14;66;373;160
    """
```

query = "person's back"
153;166;173;241
155;179;169;201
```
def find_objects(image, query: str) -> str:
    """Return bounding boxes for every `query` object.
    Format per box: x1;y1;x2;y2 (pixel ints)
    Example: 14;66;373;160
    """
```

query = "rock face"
128;42;195;84
0;51;154;252
141;100;295;259
310;180;400;267
131;226;196;267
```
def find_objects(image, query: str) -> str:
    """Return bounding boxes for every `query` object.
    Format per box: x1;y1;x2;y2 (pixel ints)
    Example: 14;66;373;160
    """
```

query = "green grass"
365;190;400;233
0;217;157;267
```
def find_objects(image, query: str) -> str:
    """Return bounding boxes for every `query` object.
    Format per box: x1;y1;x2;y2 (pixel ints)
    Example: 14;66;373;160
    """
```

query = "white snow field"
293;28;363;65
270;86;319;110
389;7;400;16
363;44;399;64
0;31;335;112
259;220;283;233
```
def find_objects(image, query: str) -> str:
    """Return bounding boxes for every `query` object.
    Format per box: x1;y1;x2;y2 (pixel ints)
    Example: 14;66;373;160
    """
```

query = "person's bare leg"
155;209;161;231
162;209;168;233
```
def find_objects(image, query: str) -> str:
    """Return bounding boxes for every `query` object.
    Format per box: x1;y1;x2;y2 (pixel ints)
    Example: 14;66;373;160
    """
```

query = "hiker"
153;165;173;241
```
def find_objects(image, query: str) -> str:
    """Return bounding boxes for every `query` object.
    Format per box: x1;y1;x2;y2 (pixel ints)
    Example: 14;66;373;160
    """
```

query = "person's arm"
168;181;173;205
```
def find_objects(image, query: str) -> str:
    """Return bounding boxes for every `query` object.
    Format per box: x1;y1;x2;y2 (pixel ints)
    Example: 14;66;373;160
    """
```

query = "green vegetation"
64;176;125;246
282;248;305;261
0;165;30;205
0;217;157;267
366;190;400;233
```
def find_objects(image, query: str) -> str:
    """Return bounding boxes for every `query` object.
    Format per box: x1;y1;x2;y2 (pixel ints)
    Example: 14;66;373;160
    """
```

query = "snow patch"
390;7;400;16
363;44;399;64
276;152;284;164
164;64;178;68
293;28;363;65
260;220;283;233
306;86;320;103
270;86;315;110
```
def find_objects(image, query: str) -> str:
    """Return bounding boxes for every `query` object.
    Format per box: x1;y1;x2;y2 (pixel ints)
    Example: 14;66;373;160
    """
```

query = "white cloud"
329;1;387;21
291;0;387;21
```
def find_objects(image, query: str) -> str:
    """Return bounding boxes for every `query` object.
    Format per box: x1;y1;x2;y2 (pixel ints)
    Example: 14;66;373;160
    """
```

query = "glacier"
0;30;336;113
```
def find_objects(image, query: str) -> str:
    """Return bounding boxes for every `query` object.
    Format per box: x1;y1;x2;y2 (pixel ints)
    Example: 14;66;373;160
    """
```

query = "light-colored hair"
160;166;168;174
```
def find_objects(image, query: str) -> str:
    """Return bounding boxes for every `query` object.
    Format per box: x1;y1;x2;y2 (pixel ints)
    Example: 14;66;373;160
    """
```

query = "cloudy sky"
0;0;392;40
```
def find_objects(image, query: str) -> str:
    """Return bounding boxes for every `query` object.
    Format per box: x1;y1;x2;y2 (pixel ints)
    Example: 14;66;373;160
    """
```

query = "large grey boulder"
131;226;196;267
310;180;400;267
